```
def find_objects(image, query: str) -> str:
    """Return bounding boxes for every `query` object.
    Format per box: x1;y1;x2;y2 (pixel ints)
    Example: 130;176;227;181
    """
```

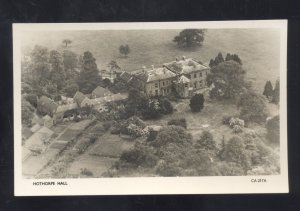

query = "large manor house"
128;56;210;98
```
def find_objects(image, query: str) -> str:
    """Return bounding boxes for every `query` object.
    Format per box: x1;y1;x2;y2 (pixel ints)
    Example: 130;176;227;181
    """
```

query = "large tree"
221;136;251;174
237;91;269;124
62;39;72;47
63;50;78;70
119;45;130;57
49;50;65;90
263;80;274;100
22;97;34;127
173;29;206;48
207;60;246;100
225;53;242;65
125;88;148;118
77;51;101;94
29;45;50;84
272;79;280;104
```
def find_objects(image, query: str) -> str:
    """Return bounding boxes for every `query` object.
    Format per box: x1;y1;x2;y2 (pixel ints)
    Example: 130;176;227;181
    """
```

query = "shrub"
160;98;174;114
103;122;112;131
266;115;280;144
156;160;182;176
120;144;158;168
167;118;187;129
222;115;232;125
196;131;217;151
229;117;245;133
152;126;192;148
80;168;93;176
189;93;204;112
232;125;243;133
127;123;145;138
25;94;38;108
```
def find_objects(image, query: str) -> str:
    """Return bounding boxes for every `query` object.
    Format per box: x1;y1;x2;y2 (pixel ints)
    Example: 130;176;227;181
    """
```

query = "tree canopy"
189;93;204;112
263;80;274;100
221;136;251;173
237;91;269;124
272;80;280;104
207;60;246;100
49;50;65;90
173;29;206;48
62;39;72;47
77;51;101;94
119;45;130;57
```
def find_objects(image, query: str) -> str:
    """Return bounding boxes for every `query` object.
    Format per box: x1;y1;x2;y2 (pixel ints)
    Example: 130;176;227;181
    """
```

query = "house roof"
134;67;176;83
164;58;209;75
38;96;58;113
31;116;44;125
22;127;33;139
73;91;86;105
56;103;78;113
90;93;127;106
30;123;42;133
92;86;111;98
119;71;133;83
178;75;190;83
111;93;127;101
42;115;52;120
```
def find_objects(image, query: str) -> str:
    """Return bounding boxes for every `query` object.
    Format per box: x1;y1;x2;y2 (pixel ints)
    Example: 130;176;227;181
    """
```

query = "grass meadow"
22;28;280;92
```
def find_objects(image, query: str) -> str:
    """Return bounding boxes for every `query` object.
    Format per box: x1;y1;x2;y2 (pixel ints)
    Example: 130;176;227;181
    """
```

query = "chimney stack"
182;56;186;60
175;57;179;61
142;66;146;73
151;65;154;70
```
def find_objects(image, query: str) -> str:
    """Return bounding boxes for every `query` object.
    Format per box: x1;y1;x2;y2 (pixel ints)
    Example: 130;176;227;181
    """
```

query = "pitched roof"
134;67;176;83
90;93;127;106
119;71;133;83
56;103;78;113
178;75;190;83
30;123;42;133
164;58;209;75
22;127;33;139
92;86;111;98
38;96;58;113
42;115;52;120
73;91;86;105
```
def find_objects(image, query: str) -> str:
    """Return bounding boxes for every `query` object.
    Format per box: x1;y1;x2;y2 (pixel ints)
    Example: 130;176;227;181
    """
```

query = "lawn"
22;28;280;92
145;98;239;144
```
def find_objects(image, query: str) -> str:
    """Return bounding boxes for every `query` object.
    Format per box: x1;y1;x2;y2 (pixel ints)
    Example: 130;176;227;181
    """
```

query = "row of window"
154;80;170;88
191;71;206;79
149;88;170;96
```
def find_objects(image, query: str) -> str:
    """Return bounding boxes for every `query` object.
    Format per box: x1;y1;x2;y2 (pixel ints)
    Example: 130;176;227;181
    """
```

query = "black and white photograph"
13;21;288;195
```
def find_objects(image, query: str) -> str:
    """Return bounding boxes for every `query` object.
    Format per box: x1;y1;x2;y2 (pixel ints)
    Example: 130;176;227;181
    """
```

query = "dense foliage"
119;45;130;57
77;51;102;94
263;80;274;100
173;29;206;48
272;80;280;104
207;60;246;100
189;93;204;112
237;91;269;124
266;115;280;144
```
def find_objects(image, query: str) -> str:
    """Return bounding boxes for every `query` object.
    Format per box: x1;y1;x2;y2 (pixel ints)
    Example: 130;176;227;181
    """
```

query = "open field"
22;28;280;92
